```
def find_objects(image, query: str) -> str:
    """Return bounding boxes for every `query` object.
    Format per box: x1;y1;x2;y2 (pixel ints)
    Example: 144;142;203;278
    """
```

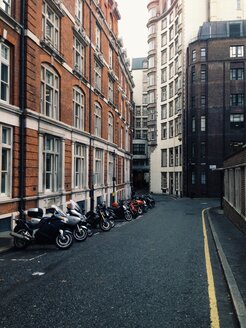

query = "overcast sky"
116;0;149;61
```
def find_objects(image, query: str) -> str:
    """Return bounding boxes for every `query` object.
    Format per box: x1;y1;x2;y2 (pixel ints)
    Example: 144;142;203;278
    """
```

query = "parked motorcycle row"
10;194;156;251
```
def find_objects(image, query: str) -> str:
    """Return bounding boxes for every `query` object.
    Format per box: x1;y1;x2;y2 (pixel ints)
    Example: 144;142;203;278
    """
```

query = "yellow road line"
202;209;220;328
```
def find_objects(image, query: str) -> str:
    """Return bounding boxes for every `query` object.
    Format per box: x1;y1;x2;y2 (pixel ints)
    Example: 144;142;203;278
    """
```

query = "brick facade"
0;0;134;231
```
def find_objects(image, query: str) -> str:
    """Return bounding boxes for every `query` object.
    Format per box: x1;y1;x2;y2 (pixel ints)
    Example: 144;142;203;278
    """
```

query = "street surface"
0;197;239;328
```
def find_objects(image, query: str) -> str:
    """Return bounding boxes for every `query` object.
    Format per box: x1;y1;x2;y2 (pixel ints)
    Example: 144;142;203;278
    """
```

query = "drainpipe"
19;0;26;218
89;0;94;211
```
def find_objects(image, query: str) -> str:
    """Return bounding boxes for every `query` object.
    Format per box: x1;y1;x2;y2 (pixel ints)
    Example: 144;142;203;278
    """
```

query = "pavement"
0;204;245;327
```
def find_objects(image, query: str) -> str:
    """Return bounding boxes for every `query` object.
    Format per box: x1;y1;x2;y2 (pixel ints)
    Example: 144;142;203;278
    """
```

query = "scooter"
10;206;73;250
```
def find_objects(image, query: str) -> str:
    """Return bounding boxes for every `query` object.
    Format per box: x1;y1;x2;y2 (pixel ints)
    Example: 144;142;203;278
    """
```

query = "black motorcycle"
67;200;93;237
107;201;133;221
86;204;111;232
10;206;73;250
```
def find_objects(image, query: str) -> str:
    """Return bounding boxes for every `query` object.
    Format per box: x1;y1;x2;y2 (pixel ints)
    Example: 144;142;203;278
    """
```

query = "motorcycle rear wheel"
13;229;30;250
56;232;73;250
124;211;133;221
73;226;88;242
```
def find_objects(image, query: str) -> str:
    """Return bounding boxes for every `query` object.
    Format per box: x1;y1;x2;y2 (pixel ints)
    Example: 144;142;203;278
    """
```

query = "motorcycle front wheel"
13;228;31;250
99;220;111;231
73;226;88;242
56;231;73;249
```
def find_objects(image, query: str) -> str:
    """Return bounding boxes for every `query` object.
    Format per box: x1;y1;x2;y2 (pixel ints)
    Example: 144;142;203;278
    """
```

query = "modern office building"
186;21;246;197
131;57;150;189
0;0;134;231
146;0;246;196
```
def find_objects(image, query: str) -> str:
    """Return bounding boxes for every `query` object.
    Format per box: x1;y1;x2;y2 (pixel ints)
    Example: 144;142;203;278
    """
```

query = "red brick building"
0;0;134;231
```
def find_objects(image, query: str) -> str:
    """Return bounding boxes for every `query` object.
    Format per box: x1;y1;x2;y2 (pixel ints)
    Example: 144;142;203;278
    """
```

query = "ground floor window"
74;142;86;189
0;125;12;197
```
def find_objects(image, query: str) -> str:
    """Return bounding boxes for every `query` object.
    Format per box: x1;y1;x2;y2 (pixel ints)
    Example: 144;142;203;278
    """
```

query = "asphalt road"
0;197;239;328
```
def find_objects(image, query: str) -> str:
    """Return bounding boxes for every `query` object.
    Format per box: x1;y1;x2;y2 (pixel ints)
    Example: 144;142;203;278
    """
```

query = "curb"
206;208;246;328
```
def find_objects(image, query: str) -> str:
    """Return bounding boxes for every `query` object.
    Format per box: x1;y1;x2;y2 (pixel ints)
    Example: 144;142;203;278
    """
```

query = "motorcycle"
86;204;112;232
108;201;133;221
10;206;73;250
66;200;93;237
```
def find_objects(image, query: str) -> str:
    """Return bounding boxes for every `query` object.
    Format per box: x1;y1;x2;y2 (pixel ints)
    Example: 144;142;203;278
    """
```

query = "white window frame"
75;0;83;24
108;78;114;103
43;135;61;192
74;142;86;189
94;60;102;91
0;125;12;197
0;43;10;102
42;1;60;49
95;24;101;50
230;45;244;58
74;37;85;74
108;112;114;143
41;65;59;120
1;0;11;14
73;87;85;130
108;152;114;185
94;102;102;137
95;148;103;186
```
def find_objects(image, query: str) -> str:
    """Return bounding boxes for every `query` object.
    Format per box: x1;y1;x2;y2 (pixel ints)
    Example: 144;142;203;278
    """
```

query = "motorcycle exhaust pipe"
10;232;31;241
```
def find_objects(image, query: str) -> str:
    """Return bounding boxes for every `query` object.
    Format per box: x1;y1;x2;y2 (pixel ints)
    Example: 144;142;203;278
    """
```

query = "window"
192;117;196;132
161;149;167;167
73;87;85;130
201;172;206;185
161;104;167;119
230;45;244;58
169;83;173;98
191;172;195;185
149;73;156;86
161;87;167;102
148;39;155;51
108;152;114;185
169;148;174;167
148;56;155;68
169;101;173;117
0;43;10;102
201;142;206;159
149;90;155;103
43;135;61;192
161;123;167;139
237;0;241;9
142;118;148;128
161;49;167;65
94;60;102;91
133;144;145;155
201;115;206;131
192;50;196;62
230;68;244;80
42;1;60;49
74;37;85;75
161;172;167;190
108;113;114;142
161;18;167;30
201;95;206;109
94;102;102;137
175;147;179;166
75;0;83;24
135;118;141;128
161;68;167;83
230;93;244;106
229;23;241;37
41;65;59;120
1;0;11;14
108;77;114;103
169;121;174;138
95;24;101;50
191;67;195;83
230;113;244;127
109;46;113;68
200;48;206;61
200;66;206;82
74;143;86;189
0;125;12;197
161;32;167;47
95;149;103;185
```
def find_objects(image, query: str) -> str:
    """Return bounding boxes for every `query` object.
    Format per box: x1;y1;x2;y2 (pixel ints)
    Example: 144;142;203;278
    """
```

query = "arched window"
73;87;85;130
108;112;114;143
41;64;59;120
94;102;102;137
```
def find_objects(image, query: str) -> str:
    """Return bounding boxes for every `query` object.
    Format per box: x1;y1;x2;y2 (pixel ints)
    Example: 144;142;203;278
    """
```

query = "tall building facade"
146;0;246;196
186;21;246;197
131;58;150;189
0;0;134;231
